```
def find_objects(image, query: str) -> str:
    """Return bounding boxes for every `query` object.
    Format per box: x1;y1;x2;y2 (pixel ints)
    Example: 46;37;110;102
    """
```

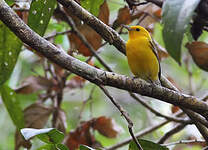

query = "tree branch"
183;109;208;142
145;0;163;7
106;111;186;150
162;139;206;147
158;123;187;144
54;6;113;72
44;30;72;40
57;0;126;54
99;85;143;150
130;93;189;123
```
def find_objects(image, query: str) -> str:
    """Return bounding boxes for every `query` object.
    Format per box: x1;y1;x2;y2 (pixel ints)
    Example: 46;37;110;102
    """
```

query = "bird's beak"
122;24;131;31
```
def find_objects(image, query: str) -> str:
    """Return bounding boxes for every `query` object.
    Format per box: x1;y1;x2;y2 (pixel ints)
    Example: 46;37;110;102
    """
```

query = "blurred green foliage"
80;0;104;16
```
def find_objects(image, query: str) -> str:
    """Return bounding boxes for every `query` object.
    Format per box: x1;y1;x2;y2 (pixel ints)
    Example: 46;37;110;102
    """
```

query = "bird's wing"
148;39;161;80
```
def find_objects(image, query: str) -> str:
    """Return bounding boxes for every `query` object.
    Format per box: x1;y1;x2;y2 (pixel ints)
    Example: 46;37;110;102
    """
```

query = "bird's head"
122;25;151;40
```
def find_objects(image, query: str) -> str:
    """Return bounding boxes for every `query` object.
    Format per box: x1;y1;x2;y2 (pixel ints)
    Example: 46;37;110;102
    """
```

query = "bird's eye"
136;28;140;31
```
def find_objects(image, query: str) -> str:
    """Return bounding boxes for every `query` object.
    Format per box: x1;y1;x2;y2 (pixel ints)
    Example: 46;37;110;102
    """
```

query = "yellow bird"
123;25;161;83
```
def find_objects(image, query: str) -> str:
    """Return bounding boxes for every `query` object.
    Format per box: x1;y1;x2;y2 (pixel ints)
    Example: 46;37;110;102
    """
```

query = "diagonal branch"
158;123;187;144
162;139;206;147
145;0;163;7
130;93;189;123
54;6;113;72
57;0;126;54
44;30;72;40
106;111;187;150
183;109;208;142
99;85;143;150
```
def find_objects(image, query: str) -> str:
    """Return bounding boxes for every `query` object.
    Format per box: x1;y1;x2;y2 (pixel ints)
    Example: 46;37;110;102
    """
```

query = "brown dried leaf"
138;4;159;28
65;116;117;150
68;1;109;56
112;6;131;29
92;116;121;138
112;6;146;29
15;11;28;23
54;63;65;78
186;42;208;71
68;26;101;56
52;109;67;133
66;121;96;150
98;1;109;25
15;103;53;150
24;103;53;127
15;76;53;94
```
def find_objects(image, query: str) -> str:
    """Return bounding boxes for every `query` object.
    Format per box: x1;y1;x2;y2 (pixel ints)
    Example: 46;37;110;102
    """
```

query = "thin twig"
183;109;208;143
47;61;59;82
130;93;189;123
158;123;187;144
99;85;143;150
78;86;96;120
161;75;208;143
53;71;71;128
201;93;208;102
194;122;208;144
106;111;186;150
145;0;163;7
56;6;113;72
203;146;208;150
162;139;206;146
183;109;208;129
42;58;49;78
106;120;168;150
44;30;72;40
137;12;149;25
184;55;194;95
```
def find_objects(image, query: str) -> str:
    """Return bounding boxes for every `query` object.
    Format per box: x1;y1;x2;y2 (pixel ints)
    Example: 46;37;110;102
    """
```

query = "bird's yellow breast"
126;37;160;81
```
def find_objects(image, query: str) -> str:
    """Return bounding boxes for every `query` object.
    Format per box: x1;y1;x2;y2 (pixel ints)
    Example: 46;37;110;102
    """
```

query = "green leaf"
28;0;56;36
129;139;169;150
21;128;64;144
21;128;53;140
5;0;14;6
0;22;22;86
80;0;104;16
37;128;64;144
37;144;69;150
0;85;24;129
162;0;200;64
37;144;57;150
79;145;95;150
57;144;69;150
